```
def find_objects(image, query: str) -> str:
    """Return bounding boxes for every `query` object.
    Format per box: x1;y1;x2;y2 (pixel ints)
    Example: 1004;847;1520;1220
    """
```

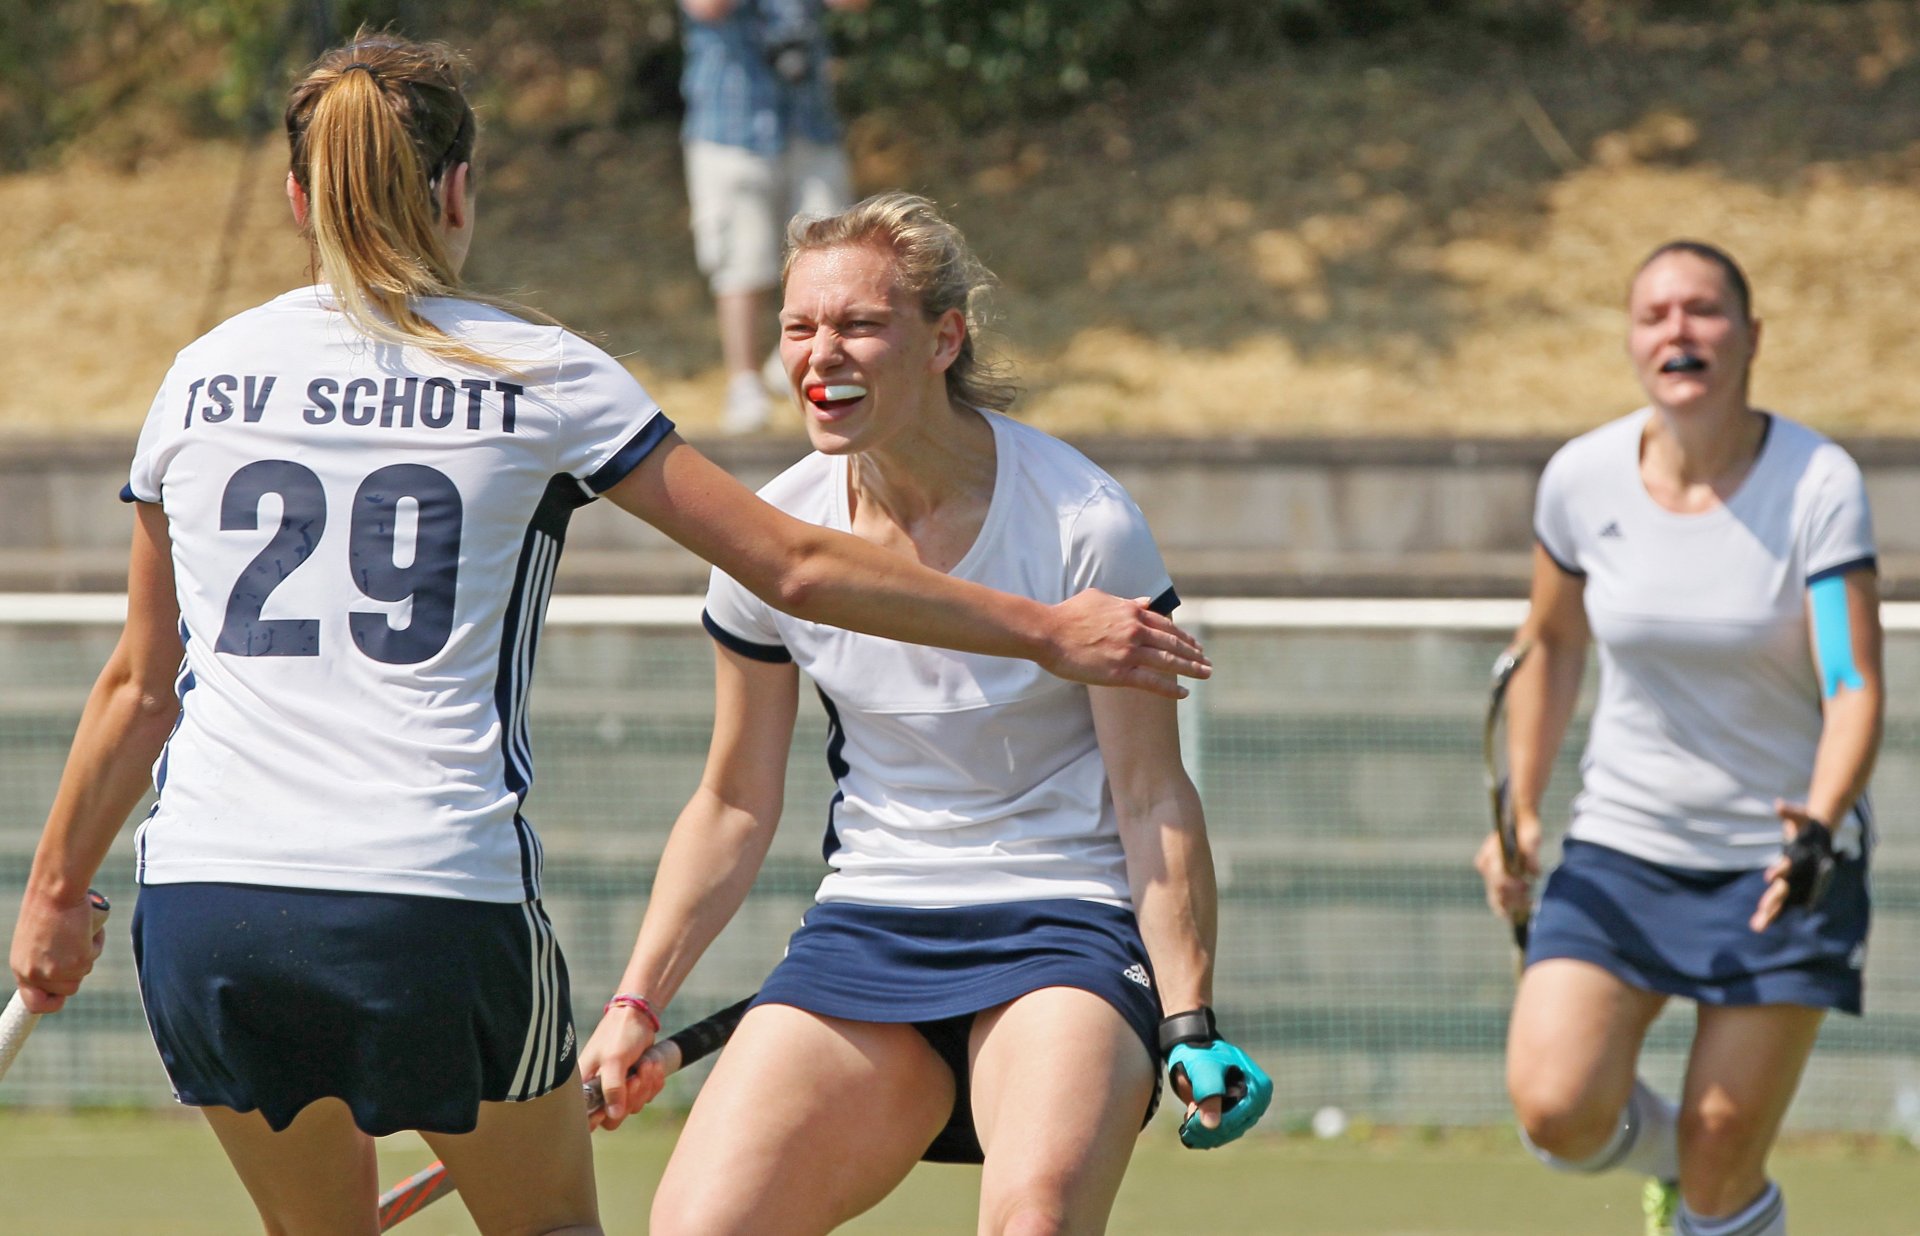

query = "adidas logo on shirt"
1598;521;1623;538
1121;963;1152;989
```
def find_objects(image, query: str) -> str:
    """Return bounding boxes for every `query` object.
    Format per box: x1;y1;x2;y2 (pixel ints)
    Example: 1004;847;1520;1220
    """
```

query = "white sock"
760;347;789;393
1521;1077;1677;1179
721;371;770;432
1617;1077;1679;1182
1677;1181;1785;1236
1521;1116;1627;1174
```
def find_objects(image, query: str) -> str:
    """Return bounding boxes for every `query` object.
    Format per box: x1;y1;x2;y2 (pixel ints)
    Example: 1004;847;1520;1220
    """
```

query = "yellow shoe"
1643;1178;1680;1236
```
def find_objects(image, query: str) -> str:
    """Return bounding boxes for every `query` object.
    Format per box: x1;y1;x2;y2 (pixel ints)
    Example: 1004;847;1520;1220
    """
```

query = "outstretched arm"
604;434;1209;698
581;644;800;1128
11;504;183;1012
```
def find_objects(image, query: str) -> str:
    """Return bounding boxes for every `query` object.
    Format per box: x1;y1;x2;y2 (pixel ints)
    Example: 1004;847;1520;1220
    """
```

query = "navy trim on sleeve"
1807;555;1878;586
119;483;137;503
703;610;793;663
1148;585;1180;617
1534;533;1585;578
583;414;676;495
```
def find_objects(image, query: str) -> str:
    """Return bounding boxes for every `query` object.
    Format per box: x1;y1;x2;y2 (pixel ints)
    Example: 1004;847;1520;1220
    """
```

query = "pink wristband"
604;993;661;1033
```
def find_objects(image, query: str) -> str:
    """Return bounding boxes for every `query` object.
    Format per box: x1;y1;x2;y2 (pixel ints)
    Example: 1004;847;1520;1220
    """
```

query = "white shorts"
684;138;851;295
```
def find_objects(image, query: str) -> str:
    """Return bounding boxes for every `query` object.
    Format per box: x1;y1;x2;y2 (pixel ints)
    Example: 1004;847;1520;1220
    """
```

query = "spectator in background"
680;0;866;433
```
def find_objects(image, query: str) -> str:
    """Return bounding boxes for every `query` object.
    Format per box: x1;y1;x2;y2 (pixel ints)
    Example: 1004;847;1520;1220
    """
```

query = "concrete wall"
6;433;1917;596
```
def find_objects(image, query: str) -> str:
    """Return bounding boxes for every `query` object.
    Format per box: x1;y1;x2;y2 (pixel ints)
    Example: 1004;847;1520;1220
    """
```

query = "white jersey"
126;286;672;902
1536;409;1876;870
703;412;1176;909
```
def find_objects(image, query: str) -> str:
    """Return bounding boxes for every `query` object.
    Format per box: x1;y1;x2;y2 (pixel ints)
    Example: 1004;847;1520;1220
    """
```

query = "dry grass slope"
6;8;1920;439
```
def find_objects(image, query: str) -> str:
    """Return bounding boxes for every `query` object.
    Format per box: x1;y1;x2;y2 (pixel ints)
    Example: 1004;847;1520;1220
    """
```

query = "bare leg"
650;1004;954;1236
716;288;770;379
716;288;774;432
201;1098;379;1236
970;987;1156;1236
1507;959;1668;1162
418;1072;600;1236
1677;1003;1823;1220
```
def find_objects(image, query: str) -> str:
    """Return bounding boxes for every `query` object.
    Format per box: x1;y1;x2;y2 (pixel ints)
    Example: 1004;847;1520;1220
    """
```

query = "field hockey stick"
377;994;754;1231
1483;639;1533;968
0;889;112;1085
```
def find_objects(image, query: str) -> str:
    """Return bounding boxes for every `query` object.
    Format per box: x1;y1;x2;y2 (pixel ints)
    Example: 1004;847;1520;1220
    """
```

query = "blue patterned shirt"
681;0;842;156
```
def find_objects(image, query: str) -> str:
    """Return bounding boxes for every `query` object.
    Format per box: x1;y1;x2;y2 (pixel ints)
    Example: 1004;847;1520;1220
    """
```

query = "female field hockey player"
1474;241;1883;1236
5;39;1210;1236
580;193;1271;1236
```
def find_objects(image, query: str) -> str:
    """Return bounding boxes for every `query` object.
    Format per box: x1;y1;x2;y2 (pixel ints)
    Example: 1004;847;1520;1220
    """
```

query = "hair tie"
341;62;378;78
604;993;661;1034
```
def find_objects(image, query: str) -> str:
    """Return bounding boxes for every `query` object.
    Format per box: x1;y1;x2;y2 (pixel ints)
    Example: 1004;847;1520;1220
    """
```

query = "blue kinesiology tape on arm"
1810;574;1865;699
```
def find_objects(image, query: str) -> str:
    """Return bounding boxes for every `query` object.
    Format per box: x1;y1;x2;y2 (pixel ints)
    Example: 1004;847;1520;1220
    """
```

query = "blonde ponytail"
286;33;546;370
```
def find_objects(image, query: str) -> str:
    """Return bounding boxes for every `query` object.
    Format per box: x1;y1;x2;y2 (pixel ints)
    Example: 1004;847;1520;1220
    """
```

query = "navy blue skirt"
1527;839;1868;1015
753;898;1162;1163
133;882;577;1135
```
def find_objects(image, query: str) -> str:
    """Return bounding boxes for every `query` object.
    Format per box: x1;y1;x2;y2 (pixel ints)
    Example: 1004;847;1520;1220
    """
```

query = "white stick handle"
0;990;40;1083
0;890;111;1085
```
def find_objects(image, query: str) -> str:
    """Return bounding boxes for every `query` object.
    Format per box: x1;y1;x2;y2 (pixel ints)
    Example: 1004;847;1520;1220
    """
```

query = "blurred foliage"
0;1;161;165
829;0;1574;123
0;0;1880;169
0;0;678;168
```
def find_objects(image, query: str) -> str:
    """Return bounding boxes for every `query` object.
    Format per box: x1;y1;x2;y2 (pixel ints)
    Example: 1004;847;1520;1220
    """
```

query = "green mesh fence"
2;602;1918;1131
